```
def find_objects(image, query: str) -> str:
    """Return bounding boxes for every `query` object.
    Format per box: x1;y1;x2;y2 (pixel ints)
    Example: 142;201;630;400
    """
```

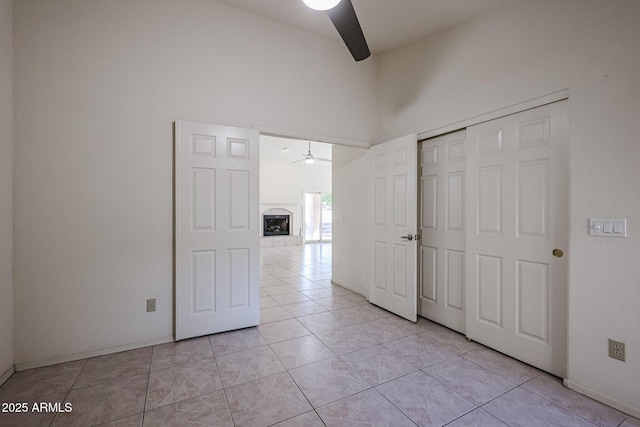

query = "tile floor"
0;243;638;426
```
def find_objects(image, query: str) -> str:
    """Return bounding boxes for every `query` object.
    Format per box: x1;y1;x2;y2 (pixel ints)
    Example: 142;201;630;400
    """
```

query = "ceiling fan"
302;0;370;61
290;141;332;164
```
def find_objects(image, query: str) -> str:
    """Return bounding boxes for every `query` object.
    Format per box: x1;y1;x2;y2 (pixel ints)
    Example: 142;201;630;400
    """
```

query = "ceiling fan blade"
316;158;332;163
327;0;370;61
290;158;306;164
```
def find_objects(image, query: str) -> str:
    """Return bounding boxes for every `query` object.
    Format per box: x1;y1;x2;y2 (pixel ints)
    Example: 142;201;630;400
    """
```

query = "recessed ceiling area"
217;0;512;54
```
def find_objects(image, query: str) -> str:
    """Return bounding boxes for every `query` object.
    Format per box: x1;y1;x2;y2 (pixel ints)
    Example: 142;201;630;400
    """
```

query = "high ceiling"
217;0;511;55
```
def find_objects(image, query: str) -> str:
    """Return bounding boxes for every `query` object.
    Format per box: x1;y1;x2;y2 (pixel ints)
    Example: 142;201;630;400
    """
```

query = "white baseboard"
0;365;15;386
14;336;174;372
330;280;366;298
564;378;640;419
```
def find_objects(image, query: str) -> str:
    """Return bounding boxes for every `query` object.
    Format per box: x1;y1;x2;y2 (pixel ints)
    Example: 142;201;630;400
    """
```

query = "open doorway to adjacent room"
259;135;332;247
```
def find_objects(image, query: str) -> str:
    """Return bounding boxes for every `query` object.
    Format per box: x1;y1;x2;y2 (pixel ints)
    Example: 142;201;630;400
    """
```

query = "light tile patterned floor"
0;243;637;426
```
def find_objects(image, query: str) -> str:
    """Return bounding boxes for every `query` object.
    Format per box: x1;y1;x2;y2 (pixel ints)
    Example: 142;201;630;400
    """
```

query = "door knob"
552;249;564;258
401;235;413;241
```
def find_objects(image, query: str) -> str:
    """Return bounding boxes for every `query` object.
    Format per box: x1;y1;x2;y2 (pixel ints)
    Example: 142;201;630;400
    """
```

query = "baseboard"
564;378;640;419
330;280;366;298
14;336;174;372
0;365;15;386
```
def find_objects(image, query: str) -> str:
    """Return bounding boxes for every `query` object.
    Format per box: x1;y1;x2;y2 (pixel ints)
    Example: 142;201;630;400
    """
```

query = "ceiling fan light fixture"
302;0;342;11
305;157;315;164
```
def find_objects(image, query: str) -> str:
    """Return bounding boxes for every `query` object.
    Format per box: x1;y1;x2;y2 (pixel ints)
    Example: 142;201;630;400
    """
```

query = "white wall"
0;0;14;382
13;0;376;367
331;145;368;295
377;0;640;415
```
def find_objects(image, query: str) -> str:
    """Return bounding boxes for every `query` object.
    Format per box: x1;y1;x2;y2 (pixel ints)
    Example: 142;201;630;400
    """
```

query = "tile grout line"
138;347;153;426
48;357;88;427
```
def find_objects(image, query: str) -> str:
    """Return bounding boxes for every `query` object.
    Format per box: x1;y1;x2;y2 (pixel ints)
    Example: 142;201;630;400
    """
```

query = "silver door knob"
401;235;413;241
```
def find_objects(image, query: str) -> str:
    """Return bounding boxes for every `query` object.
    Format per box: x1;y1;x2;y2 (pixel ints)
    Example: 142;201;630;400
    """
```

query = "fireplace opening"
263;215;290;236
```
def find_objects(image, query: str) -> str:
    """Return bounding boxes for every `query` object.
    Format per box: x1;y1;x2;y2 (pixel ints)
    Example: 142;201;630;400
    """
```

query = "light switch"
614;222;623;233
589;218;627;237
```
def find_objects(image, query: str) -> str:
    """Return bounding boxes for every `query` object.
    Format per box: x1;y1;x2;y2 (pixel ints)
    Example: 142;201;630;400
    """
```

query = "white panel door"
466;101;569;376
419;130;466;333
175;121;259;340
368;134;418;322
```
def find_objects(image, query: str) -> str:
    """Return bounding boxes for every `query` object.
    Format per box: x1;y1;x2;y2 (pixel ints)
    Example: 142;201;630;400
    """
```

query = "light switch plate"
589;218;627;237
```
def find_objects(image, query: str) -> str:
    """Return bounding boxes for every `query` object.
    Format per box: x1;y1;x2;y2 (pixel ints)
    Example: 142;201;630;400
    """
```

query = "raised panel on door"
447;172;465;231
192;134;216;156
419;130;466;333
476;254;502;328
228;138;249;159
420;246;437;302
192;168;216;231
368;134;417;322
192;251;216;313
517;260;548;342
229;248;250;308
393;175;408;227
477;129;503;156
477;166;502;235
392;243;407;297
445;249;464;311
421;175;437;230
374;241;387;291
517;160;548;238
228;170;249;230
176;121;259;340
466;100;569;377
375;178;387;225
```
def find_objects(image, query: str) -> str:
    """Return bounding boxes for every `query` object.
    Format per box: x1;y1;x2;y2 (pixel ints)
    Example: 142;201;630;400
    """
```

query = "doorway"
259;135;332;246
304;191;332;243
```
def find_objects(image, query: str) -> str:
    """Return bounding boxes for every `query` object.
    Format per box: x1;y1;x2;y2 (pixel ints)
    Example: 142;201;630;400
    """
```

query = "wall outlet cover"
608;339;625;362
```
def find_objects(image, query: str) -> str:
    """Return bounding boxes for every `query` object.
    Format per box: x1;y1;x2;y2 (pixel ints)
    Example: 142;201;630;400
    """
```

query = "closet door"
419;130;467;333
465;101;569;377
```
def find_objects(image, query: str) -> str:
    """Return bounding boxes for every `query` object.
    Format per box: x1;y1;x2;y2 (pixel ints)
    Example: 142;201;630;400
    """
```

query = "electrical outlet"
608;339;625;362
146;298;156;313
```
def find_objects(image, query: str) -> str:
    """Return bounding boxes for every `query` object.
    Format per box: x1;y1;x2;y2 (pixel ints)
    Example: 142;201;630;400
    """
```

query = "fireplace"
263;215;290;237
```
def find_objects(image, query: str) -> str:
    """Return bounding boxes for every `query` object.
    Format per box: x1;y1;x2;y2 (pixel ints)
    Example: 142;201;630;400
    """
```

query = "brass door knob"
552;249;564;258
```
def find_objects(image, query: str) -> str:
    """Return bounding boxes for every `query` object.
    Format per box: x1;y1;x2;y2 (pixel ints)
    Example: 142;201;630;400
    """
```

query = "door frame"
418;89;569;140
302;190;332;243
